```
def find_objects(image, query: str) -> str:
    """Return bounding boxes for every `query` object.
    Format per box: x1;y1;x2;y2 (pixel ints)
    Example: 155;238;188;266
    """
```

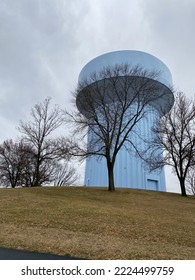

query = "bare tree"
52;161;79;186
66;64;172;191
20;144;56;187
0;139;26;187
18;97;64;186
186;168;195;195
146;92;195;196
17;142;36;187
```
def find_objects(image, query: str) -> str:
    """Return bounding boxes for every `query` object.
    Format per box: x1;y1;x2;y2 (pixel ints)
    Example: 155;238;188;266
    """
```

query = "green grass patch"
0;186;194;259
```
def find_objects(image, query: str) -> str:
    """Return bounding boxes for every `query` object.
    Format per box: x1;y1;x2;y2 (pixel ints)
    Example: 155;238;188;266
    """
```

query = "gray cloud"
140;0;195;94
0;0;91;121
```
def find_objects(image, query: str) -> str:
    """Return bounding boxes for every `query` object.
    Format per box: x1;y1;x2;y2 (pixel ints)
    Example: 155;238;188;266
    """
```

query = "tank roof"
77;50;174;117
79;50;173;89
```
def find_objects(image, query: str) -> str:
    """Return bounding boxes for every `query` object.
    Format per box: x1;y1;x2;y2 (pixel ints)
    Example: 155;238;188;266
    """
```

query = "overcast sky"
0;0;195;192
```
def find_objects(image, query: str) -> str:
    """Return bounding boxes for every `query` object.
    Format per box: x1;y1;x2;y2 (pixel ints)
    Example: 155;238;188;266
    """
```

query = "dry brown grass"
0;186;194;259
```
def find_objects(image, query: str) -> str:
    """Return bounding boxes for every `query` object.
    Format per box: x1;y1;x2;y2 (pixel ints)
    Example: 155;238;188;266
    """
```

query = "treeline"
0;98;78;188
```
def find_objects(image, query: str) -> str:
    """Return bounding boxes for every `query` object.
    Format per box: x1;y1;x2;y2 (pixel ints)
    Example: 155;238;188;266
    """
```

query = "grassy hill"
0;186;194;259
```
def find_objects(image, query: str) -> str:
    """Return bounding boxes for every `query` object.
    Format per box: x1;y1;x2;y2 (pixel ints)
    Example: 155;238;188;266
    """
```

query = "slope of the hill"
0;187;194;259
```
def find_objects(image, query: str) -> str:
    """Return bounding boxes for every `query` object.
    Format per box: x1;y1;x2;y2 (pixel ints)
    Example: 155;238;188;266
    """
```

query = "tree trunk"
34;153;41;186
107;161;115;191
34;165;40;186
179;178;187;196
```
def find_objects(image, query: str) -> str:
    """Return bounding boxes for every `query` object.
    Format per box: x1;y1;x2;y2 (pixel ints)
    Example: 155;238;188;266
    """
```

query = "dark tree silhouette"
18;97;65;186
185;169;195;195
66;64;171;191
0;139;29;187
52;162;79;186
146;92;195;196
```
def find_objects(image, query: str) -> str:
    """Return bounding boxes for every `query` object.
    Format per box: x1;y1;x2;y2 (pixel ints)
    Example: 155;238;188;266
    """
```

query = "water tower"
76;50;174;191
